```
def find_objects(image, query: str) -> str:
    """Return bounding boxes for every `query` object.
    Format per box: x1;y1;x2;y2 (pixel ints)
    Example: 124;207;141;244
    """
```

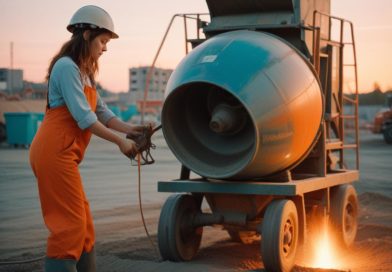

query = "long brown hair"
46;27;109;85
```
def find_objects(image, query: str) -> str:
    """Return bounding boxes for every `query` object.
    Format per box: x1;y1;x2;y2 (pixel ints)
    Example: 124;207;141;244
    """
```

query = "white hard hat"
67;5;119;38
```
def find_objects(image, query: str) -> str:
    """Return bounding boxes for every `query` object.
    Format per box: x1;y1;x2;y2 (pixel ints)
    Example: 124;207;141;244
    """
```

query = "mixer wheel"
158;194;203;261
330;184;358;248
261;199;298;272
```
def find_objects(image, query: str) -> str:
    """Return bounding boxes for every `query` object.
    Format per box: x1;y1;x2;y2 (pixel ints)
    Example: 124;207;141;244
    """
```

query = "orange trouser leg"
34;159;95;260
82;190;95;253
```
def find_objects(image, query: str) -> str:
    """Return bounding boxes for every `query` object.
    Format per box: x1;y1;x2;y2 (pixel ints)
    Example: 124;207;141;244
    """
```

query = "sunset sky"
0;0;391;93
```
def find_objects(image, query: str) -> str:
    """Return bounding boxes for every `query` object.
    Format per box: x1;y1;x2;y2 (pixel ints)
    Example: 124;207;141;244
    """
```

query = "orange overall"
30;86;97;260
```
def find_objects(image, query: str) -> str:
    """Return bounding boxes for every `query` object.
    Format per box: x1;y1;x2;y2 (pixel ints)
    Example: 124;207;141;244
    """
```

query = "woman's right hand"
118;138;138;158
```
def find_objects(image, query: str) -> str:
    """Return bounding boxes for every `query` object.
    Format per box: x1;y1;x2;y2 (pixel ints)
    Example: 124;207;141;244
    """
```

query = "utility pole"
10;42;13;94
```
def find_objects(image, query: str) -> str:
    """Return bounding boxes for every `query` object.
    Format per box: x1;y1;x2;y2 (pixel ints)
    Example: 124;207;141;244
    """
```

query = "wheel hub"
283;219;294;256
344;203;356;233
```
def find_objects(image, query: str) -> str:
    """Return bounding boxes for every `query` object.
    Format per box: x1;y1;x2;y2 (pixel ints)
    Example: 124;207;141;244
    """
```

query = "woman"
30;5;141;272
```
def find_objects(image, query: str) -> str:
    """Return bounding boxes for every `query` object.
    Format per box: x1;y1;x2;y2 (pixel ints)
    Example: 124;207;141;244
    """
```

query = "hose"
0;255;44;265
135;153;161;260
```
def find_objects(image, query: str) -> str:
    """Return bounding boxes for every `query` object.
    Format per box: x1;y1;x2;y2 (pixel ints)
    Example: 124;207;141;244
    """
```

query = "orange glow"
310;217;339;269
296;213;358;271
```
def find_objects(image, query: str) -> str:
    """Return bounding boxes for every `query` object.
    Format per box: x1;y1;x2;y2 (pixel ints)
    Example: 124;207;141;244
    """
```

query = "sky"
0;0;391;93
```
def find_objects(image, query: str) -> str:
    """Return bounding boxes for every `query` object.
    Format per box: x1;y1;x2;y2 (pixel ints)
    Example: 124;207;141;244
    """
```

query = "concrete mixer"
156;1;360;271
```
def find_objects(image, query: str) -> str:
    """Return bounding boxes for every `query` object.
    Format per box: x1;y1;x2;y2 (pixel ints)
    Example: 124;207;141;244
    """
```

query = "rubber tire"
158;194;203;261
261;199;298;272
383;126;392;144
227;230;260;244
0;123;6;143
330;184;358;248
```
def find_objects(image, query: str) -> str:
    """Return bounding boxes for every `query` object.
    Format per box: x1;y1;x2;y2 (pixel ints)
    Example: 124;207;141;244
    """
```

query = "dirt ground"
0;130;391;271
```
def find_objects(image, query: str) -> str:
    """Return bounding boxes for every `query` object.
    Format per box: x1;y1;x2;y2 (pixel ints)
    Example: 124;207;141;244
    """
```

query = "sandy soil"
0;130;391;272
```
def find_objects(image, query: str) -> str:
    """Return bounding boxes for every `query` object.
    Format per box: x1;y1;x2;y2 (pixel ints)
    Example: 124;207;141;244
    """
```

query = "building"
128;66;172;103
0;68;24;93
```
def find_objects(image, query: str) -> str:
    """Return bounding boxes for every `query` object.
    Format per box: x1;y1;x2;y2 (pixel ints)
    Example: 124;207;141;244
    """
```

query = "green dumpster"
4;112;44;146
